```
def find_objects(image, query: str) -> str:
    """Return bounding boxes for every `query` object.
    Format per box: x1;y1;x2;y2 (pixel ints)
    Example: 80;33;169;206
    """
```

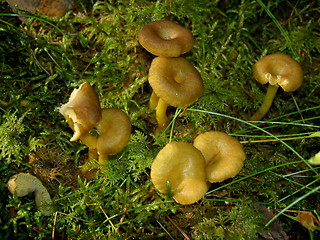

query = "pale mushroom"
7;173;53;216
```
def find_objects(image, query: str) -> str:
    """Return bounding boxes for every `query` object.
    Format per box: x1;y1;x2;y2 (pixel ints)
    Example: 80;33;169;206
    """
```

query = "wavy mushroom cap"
59;82;101;141
151;142;209;205
193;131;246;183
253;53;303;92
138;20;194;57
96;108;131;156
148;57;203;107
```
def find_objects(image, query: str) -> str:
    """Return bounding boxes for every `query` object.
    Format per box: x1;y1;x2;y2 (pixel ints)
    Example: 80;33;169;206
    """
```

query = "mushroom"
151;142;210;205
138;20;194;57
60;82;101;166
59;82;101;143
6;0;74;22
148;57;203;133
96;108;132;165
7;173;53;216
250;53;303;121
59;83;131;171
193;131;245;183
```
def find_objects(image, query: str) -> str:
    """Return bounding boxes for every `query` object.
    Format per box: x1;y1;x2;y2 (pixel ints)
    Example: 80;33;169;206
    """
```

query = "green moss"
0;0;319;238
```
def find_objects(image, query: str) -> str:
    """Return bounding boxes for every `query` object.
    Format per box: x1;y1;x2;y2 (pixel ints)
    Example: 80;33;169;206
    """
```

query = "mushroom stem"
88;147;98;162
250;84;279;121
149;91;159;110
81;147;99;175
98;154;109;166
80;132;97;149
154;98;169;135
156;98;169;127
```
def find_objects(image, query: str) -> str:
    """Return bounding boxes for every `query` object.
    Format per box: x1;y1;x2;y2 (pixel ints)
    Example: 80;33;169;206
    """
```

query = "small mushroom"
250;53;303;121
59;82;101;142
148;57;203;133
6;0;74;22
193;131;245;183
151;142;210;205
96;108;132;165
7;173;53;216
138;20;194;57
60;82;101;168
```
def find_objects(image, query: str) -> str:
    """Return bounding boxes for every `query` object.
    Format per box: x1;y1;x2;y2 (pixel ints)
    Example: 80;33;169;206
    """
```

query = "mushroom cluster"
151;131;246;205
59;82;131;170
138;20;204;134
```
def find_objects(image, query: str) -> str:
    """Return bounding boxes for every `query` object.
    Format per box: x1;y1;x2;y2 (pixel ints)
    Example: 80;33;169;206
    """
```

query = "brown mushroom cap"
253;53;303;92
148;57;203;107
193;131;245;183
6;0;74;22
151;142;209;205
138;20;194;57
59;82;101;142
96;108;131;156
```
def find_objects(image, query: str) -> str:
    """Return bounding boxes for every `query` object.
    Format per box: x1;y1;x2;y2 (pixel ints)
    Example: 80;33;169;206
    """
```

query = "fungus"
60;82;101;165
138;20;194;57
193;131;245;183
7;173;53;216
250;53;303;121
151;142;209;205
59;83;131;171
148;57;203;133
6;0;74;22
96;108;132;165
59;82;101;142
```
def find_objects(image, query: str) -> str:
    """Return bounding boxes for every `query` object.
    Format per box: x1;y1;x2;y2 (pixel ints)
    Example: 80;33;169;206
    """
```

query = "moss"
0;0;319;238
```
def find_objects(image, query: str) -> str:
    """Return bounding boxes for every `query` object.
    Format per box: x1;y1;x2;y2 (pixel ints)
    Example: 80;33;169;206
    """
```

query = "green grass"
0;0;319;239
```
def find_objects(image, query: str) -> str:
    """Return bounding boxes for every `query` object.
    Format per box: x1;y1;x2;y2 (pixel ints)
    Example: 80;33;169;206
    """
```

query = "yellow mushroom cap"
148;57;203;107
96;108;131;156
138;20;194;57
253;53;303;92
151;142;209;205
193;131;246;183
59;82;102;142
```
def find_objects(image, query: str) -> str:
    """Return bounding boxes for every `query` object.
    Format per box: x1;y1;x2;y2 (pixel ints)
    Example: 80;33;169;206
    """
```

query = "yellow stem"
80;132;98;148
156;98;169;127
250;84;279;121
81;147;99;174
98;154;109;166
149;91;159;110
88;147;98;161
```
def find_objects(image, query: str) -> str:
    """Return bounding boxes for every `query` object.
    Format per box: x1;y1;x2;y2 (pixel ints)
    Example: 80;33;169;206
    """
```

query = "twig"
52;211;90;239
291;92;305;124
31;49;50;75
156;220;175;240
116;207;127;230
99;206;117;232
166;215;190;240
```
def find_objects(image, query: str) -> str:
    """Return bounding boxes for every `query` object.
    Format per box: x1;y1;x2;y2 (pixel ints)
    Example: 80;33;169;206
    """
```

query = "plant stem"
250;84;279;121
